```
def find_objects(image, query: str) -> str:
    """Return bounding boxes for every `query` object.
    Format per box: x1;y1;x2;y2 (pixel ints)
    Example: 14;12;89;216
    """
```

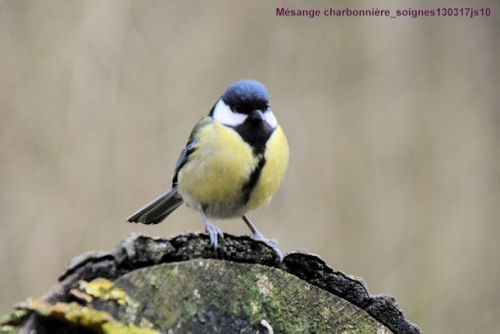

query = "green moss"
111;260;392;333
0;309;28;327
0;309;28;333
0;325;18;334
237;270;311;332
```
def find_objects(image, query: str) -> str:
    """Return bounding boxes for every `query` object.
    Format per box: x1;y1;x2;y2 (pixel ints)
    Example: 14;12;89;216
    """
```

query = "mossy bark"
0;233;420;334
111;259;390;333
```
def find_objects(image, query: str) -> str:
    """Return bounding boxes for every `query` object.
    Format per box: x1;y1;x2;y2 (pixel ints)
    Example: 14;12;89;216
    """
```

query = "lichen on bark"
1;233;420;334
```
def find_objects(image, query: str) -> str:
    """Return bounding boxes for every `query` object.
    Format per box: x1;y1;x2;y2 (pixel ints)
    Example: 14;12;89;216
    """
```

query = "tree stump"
0;233;420;334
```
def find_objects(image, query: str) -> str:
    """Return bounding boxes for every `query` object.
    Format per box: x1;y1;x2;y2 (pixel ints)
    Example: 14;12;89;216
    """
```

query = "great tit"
127;80;289;258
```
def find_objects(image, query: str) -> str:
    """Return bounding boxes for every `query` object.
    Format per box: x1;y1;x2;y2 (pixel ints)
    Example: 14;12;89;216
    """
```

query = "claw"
253;234;283;261
242;215;283;261
205;221;223;249
201;209;223;249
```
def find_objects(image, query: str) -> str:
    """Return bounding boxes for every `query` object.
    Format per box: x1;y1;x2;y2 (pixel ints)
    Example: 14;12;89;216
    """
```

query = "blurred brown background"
0;0;498;333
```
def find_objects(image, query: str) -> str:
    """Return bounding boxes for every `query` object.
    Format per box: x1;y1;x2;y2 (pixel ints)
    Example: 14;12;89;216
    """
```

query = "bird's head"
210;80;277;129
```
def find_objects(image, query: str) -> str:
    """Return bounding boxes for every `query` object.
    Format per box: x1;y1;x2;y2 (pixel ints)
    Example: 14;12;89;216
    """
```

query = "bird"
127;80;289;259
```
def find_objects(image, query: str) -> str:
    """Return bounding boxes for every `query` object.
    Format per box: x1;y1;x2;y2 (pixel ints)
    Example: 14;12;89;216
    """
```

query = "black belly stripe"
241;155;266;204
230;118;274;204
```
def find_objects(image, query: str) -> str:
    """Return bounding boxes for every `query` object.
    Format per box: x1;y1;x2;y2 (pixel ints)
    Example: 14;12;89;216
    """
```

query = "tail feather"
127;188;184;225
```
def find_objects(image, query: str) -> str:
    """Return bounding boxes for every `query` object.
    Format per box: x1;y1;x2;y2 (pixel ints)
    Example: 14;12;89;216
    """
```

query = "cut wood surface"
0;233;420;334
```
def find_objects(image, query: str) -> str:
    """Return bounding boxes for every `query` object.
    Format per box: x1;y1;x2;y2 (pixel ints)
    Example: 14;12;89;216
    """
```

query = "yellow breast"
177;121;257;209
177;121;289;218
247;126;289;210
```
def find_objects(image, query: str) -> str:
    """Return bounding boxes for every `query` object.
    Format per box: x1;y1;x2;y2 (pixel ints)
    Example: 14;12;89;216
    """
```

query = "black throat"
229;117;275;205
230;118;275;155
234;118;274;204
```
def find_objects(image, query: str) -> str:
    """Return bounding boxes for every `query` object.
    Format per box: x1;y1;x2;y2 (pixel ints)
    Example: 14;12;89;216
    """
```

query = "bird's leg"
201;208;224;249
242;215;283;261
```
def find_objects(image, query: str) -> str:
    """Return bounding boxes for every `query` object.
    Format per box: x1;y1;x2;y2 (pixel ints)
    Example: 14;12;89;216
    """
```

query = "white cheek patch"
212;99;247;126
264;109;278;128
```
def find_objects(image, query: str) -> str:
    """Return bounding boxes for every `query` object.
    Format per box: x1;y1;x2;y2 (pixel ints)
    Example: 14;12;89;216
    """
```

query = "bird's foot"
204;221;224;249
252;231;283;262
242;215;283;261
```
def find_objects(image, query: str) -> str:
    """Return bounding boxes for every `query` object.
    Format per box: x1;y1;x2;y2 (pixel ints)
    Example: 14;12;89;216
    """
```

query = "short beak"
249;110;265;120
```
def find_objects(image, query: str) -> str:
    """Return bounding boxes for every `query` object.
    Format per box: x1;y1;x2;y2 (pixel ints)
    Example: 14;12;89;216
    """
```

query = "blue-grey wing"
173;140;197;179
171;117;213;186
